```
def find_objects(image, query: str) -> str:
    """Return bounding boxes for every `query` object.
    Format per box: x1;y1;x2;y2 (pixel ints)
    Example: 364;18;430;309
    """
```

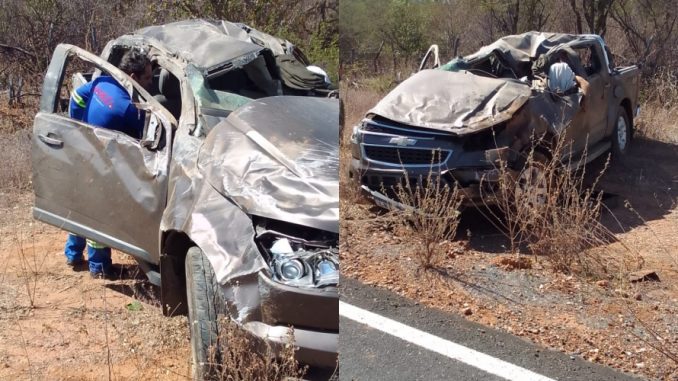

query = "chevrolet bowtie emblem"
389;137;417;146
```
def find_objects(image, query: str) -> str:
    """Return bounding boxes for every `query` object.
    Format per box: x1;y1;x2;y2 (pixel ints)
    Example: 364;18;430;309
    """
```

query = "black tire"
185;246;221;380
612;106;632;157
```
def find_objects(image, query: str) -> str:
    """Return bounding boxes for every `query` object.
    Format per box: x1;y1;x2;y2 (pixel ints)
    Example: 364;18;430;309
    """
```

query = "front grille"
363;145;449;165
363;118;453;138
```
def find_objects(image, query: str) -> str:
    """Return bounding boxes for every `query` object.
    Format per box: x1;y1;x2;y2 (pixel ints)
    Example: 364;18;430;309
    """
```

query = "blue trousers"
64;233;112;273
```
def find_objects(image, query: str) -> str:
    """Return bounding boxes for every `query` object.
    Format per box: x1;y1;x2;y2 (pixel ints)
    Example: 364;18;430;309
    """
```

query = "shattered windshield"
187;48;283;114
187;65;252;113
440;57;465;72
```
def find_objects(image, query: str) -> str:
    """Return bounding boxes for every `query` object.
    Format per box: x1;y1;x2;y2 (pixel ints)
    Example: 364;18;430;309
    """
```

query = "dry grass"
387;168;464;269
0;129;31;192
12;224;46;308
340;85;385;131
206;319;306;381
0;94;36;193
635;70;678;144
0;95;36;134
480;133;643;279
338;84;384;205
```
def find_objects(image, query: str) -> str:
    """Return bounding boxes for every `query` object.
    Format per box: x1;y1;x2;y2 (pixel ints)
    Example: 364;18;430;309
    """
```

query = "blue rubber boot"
64;234;85;266
86;239;113;277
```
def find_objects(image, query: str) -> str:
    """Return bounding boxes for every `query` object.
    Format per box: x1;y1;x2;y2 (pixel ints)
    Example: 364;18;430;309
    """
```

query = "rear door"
32;44;175;264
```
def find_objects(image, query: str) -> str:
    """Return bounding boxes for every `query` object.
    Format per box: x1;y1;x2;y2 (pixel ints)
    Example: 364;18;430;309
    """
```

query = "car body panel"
367;69;531;135
199;96;339;233
136;19;264;72
352;32;639;208
33;21;339;367
33;44;174;262
33;114;168;262
159;96;339;286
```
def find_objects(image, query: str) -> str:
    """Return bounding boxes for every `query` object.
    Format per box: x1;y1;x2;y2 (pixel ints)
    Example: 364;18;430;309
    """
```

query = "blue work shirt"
70;76;145;139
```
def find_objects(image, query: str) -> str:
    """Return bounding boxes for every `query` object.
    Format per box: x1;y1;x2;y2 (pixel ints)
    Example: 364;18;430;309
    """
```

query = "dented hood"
368;70;531;134
197;96;339;233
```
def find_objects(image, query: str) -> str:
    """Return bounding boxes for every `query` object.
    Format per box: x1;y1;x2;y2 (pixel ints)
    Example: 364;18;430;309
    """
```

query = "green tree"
380;0;428;71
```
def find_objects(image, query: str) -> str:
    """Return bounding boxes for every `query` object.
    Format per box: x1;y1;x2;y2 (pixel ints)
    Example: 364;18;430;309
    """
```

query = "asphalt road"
339;277;644;381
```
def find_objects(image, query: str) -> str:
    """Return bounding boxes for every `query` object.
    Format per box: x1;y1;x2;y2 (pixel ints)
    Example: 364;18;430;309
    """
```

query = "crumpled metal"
367;32;601;136
136;19;263;72
161;96;339;284
464;32;583;70
368;69;531;134
199;96;339;234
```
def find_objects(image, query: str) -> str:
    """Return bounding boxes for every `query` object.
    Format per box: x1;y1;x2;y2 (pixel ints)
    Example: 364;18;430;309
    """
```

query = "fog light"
279;259;304;280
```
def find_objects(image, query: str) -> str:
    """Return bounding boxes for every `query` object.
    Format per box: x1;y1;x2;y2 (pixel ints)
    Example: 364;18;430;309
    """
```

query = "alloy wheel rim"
617;116;627;151
517;165;548;207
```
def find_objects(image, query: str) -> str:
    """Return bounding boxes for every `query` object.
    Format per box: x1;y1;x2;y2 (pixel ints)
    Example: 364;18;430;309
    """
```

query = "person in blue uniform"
64;48;153;278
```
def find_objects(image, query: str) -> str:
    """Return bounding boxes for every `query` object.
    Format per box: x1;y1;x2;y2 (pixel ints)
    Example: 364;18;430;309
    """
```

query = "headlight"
350;124;362;160
279;259;304;280
350;125;360;144
256;229;339;288
315;259;339;287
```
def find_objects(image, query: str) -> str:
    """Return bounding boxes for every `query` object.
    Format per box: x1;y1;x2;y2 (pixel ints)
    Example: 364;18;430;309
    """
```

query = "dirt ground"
341;136;678;380
0;192;191;380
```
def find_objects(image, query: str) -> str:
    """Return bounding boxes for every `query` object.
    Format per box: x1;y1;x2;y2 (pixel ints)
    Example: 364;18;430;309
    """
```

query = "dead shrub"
0;129;32;192
11;223;47;309
387;162;464;269
482;133;641;278
339;85;385;132
0;96;36;134
635;70;678;144
207;318;306;381
339;84;385;205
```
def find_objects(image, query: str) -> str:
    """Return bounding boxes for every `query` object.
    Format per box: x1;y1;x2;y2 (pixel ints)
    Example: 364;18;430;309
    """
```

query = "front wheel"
515;151;550;208
612;106;632;157
186;246;221;380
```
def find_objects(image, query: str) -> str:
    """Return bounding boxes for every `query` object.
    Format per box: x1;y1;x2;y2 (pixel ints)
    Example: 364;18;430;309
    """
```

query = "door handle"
38;133;64;148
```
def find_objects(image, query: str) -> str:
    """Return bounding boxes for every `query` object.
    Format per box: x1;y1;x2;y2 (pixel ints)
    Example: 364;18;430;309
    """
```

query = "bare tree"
488;0;521;35
611;0;677;74
567;0;616;36
483;0;552;37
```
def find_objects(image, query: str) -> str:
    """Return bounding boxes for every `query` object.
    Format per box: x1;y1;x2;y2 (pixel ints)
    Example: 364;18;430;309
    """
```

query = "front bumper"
350;157;514;207
242;321;337;367
221;271;338;368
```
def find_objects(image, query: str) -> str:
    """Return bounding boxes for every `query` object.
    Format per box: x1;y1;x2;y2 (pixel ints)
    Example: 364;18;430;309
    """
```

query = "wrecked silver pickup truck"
350;32;639;207
31;19;338;376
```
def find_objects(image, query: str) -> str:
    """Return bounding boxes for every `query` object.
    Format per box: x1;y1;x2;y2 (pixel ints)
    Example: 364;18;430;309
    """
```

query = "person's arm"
574;75;589;97
574;75;589;111
69;81;93;120
122;102;146;139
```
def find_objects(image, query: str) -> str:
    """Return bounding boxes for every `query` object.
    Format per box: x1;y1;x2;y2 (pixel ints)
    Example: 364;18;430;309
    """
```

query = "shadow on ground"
455;138;678;253
104;262;162;308
595;138;678;233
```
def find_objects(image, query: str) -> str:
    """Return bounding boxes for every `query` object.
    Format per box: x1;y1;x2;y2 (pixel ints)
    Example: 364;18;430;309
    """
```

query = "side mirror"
418;45;440;72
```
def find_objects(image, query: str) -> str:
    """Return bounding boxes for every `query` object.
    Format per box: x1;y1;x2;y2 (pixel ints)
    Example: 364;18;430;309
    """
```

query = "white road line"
339;301;557;381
